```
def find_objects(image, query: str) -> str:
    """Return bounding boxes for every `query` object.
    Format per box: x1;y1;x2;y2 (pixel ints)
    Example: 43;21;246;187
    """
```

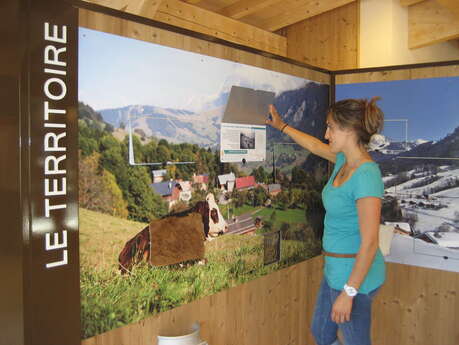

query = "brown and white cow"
205;193;228;238
118;193;227;274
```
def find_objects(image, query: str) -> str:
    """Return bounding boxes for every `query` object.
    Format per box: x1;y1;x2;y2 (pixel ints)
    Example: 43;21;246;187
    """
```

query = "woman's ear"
344;127;359;143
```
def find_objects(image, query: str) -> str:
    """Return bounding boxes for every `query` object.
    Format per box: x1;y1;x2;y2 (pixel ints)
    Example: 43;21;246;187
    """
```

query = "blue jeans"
311;279;380;345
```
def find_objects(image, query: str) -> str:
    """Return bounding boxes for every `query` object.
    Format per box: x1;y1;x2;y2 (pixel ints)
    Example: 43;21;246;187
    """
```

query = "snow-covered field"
385;234;459;272
385;167;459;233
382;165;459;272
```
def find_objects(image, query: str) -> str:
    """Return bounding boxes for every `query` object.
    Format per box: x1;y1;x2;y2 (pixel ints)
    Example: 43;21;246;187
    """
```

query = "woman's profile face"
325;115;351;153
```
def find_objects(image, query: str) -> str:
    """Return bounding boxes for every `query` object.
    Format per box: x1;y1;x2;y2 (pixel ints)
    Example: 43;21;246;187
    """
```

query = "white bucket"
157;322;207;345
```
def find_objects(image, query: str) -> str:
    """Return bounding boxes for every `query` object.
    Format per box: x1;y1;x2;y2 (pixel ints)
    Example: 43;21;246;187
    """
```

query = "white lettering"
45;230;67;250
44;132;66;152
44;67;66;76
44;22;67;44
45;123;66;129
44;155;66;175
44;45;67;67
45;231;68;268
44;199;67;218
44;177;66;196
45;250;68;269
44;78;67;100
43;22;70;269
44;101;66;120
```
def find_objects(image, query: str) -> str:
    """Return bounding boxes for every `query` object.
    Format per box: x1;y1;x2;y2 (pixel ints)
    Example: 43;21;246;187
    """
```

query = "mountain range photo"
96;81;329;152
337;77;459;272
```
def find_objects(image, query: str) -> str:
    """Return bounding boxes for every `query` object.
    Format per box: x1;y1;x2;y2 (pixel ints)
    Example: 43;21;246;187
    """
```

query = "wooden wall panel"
336;64;459;84
81;256;324;345
78;9;330;84
81;253;459;345
283;1;359;71
373;263;459;345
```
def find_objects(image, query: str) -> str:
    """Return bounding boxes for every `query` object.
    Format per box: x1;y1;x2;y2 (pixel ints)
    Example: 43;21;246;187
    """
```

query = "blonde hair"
329;97;384;146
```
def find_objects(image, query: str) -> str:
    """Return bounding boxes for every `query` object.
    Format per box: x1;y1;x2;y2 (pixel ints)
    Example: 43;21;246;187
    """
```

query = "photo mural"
337;76;459;274
78;28;329;338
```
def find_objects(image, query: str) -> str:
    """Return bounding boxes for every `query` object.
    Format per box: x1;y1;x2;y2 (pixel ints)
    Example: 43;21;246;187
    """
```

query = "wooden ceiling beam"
436;0;459;19
81;0;287;56
400;0;425;6
255;0;356;32
409;0;459;48
181;0;203;4
219;0;283;20
81;0;163;18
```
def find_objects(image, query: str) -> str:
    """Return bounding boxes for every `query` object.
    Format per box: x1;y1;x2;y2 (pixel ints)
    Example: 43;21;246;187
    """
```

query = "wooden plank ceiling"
81;0;357;56
401;0;459;49
81;0;459;57
182;0;356;31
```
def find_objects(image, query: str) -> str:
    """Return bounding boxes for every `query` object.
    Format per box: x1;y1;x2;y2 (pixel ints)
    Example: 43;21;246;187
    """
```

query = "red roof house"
235;176;256;190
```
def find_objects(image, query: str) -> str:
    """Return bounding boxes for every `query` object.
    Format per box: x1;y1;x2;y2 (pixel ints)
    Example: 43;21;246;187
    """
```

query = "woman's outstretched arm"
266;104;336;163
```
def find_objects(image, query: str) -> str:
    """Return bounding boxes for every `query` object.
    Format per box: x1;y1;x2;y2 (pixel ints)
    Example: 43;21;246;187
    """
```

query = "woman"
266;98;385;345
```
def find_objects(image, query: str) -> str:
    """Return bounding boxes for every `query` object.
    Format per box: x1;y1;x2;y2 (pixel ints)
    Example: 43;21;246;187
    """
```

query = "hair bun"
367;133;389;151
329;97;385;146
363;97;383;136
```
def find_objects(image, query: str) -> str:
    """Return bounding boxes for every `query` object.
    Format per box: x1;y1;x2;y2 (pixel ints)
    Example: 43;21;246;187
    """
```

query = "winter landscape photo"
78;28;329;338
337;77;459;272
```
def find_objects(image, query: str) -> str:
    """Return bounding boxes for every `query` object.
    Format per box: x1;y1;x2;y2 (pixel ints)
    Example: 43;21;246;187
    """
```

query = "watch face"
344;284;358;296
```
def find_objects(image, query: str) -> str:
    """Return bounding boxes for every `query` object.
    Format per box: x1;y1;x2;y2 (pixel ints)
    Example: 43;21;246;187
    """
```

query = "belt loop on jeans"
322;250;357;258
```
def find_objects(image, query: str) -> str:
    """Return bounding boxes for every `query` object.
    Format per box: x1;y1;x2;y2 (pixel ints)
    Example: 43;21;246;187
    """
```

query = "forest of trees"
79;102;251;222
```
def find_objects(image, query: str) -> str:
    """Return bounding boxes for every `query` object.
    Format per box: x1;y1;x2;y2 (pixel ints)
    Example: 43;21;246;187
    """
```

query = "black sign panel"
22;0;80;344
263;230;281;265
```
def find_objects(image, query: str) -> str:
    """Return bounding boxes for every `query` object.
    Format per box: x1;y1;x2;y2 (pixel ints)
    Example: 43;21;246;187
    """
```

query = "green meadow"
79;207;320;339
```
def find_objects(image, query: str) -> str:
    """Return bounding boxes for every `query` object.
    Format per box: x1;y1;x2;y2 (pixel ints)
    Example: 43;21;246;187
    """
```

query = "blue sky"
337;77;459;141
78;28;307;111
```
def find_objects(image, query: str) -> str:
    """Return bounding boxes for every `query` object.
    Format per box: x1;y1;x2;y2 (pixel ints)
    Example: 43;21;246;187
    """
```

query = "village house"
151;169;167;183
218;172;236;193
150;180;181;209
192;173;209;191
267;183;282;196
235;176;256;191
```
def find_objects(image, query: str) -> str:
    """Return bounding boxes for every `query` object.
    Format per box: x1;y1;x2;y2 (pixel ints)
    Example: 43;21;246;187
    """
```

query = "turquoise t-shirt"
322;152;386;294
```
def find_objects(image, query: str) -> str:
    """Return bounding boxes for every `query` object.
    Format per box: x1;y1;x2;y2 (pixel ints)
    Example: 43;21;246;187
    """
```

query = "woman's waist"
323;232;361;252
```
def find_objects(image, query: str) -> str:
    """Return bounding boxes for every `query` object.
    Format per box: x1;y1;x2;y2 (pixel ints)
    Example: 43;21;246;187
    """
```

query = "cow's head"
118;226;150;274
210;208;219;224
205;193;228;236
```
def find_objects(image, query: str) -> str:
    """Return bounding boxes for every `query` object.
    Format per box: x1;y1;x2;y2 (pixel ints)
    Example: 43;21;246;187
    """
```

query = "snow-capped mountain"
99;104;222;146
98;82;330;147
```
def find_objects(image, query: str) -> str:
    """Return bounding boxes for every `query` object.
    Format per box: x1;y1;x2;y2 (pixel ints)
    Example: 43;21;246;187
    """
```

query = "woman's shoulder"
352;161;384;199
358;159;380;171
353;160;383;181
354;160;382;183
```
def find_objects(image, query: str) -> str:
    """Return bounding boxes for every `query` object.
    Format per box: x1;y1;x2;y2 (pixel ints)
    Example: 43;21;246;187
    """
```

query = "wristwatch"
343;284;358;297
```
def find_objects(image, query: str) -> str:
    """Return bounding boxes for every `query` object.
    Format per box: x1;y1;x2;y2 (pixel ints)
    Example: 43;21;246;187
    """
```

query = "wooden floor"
82;255;459;345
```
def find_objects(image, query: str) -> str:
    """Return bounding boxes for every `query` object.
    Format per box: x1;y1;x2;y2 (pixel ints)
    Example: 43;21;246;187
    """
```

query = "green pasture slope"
79;208;320;339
